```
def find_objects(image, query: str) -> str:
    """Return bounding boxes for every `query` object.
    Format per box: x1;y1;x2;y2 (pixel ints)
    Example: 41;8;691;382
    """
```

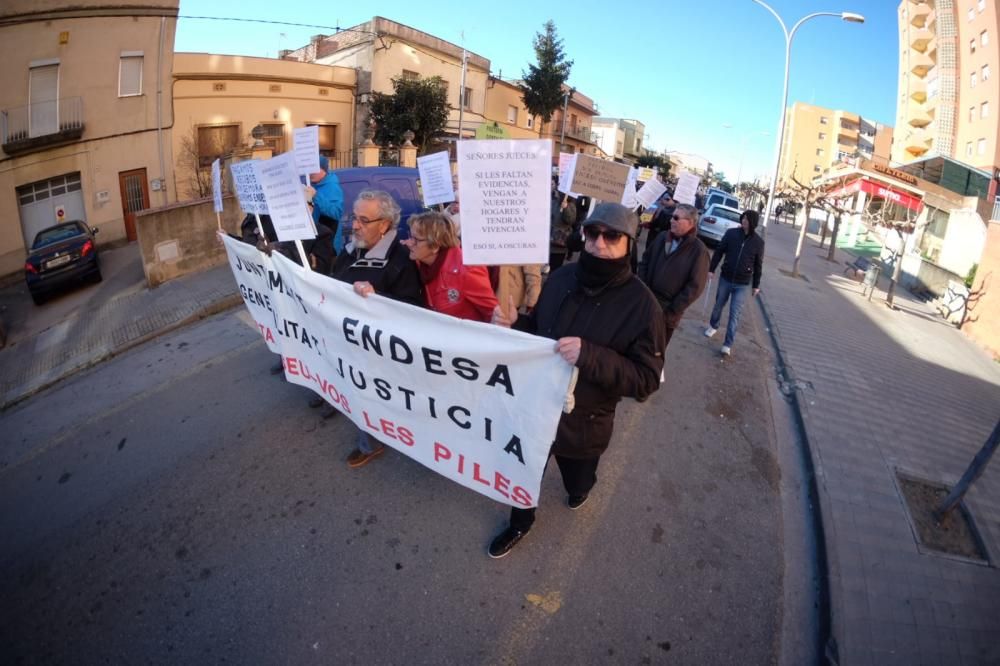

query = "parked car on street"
24;220;101;305
700;190;739;213
697;204;743;245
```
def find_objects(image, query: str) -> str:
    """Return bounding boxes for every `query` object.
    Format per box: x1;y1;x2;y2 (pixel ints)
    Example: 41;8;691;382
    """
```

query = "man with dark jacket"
488;203;666;558
638;203;709;349
704;209;765;356
647;192;677;239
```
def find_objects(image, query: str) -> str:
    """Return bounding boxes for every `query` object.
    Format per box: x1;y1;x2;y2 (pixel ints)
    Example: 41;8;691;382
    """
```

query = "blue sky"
175;0;899;183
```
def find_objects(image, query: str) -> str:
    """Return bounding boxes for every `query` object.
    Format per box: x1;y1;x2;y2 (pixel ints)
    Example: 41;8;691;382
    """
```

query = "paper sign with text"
221;234;572;507
673;170;701;206
457;139;551;265
563;154;631;202
211;159;224;213
638;166;658;183
417;151;455;206
252;152;317;242
230;161;269;215
634;177;667;209
621;166;639;209
557;153;581;198
293;125;321;176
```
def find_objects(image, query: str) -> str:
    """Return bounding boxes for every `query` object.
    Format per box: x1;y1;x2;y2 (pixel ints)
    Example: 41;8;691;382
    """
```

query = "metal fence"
325;149;356;169
379;149;400;167
1;96;84;144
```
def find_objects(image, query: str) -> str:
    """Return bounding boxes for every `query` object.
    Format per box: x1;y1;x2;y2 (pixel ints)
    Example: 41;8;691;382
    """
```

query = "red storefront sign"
828;178;924;212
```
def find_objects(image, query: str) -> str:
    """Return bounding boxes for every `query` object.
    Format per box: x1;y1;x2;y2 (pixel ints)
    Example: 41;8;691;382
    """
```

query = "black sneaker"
567;494;589;510
488;526;528;559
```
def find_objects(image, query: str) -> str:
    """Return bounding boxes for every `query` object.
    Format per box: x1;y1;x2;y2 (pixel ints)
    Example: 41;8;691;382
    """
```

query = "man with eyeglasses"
638;203;709;349
488;203;666;558
328;189;424;467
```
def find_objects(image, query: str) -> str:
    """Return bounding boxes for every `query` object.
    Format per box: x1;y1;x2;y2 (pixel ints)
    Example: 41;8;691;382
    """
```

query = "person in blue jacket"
309;155;345;255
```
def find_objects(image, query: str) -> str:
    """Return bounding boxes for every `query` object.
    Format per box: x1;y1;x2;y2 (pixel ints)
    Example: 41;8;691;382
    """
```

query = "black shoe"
567;494;589;510
488;526;529;559
308;396;324;408
270;360;284;375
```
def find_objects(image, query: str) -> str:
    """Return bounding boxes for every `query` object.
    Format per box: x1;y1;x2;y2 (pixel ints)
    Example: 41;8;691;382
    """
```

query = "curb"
756;292;839;665
0;294;242;411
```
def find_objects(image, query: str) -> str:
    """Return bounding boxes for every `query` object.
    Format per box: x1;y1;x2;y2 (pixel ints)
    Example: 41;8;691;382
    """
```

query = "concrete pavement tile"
889;597;917;626
843;613;873;650
931;600;958;628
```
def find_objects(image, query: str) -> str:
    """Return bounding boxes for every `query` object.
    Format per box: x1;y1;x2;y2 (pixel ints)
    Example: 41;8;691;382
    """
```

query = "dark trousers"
549;251;567;270
663;326;675;348
509;454;601;531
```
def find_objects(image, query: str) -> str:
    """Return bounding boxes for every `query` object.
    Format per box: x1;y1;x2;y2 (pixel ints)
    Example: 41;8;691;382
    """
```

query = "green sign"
475;122;510;140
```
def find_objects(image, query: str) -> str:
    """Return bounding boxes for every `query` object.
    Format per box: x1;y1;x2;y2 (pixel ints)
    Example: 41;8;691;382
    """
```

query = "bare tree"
935;418;1000;522
785;174;825;278
177;127;212;200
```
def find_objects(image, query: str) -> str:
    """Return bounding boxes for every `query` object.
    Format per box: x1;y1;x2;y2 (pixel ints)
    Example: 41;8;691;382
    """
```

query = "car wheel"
30;291;45;305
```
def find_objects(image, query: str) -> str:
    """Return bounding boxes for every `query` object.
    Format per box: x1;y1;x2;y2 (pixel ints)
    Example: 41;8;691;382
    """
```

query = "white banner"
674;170;701;206
221;235;573;508
211;159;224;213
230;160;269;215
293;125;321;176
417;151;455;207
253;152;317;242
457;139;551;266
634;177;668;209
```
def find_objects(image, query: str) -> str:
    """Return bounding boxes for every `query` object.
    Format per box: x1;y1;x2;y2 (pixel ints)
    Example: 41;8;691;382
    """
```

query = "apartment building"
538;88;602;161
0;0;178;275
593;118;646;164
482;78;542;140
895;0;999;173
778;102;893;187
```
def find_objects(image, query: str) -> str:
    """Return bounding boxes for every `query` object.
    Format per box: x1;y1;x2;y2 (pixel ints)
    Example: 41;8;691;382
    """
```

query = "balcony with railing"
2;96;85;155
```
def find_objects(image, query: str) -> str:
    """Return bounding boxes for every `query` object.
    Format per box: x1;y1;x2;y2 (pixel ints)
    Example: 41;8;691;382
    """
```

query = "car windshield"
32;223;87;248
711;208;742;223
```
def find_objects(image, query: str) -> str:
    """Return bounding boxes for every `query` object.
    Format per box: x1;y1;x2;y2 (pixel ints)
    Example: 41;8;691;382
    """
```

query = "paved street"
0;293;792;664
758;219;1000;665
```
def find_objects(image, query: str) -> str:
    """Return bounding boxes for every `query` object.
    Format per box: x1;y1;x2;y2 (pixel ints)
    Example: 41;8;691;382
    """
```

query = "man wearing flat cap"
488;203;667;558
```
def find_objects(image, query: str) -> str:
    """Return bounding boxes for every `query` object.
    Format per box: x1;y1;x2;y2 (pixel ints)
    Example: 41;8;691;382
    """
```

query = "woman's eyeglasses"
583;227;624;243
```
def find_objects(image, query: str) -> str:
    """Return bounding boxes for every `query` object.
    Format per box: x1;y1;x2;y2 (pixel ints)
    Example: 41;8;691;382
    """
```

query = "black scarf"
575;249;632;294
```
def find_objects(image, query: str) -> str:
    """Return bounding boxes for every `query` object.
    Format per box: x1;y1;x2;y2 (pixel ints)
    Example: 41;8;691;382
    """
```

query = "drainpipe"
155;16;168;205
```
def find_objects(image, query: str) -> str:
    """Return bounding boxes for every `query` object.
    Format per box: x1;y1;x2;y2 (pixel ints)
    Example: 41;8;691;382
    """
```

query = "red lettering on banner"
257;323;275;343
432;441;534;505
472;463;491;486
284;357;299;375
397;426;414;447
494;472;511;498
434;441;451;462
379;418;396;439
511;486;533;507
363;411;378;431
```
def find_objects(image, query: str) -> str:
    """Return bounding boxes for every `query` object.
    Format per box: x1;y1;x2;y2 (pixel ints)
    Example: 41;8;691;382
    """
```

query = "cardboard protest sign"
221;235;281;354
417;151;455;207
292;125;321;176
673;170;701;206
563;153;631;202
457;139;551;265
621;166;639;209
230;160;268;215
221;234;573;507
634;177;668;209
557;153;581;198
252;152;317;242
211;159;224;213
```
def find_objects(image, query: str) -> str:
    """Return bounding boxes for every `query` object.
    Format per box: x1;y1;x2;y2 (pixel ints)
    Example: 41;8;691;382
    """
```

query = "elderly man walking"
488;203;666;558
704;209;765;356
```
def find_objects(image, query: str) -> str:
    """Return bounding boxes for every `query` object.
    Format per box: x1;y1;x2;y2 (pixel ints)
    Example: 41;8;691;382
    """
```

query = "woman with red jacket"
401;211;498;322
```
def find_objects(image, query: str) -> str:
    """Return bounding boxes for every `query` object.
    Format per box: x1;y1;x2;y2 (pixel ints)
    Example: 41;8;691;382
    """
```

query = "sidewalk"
0;263;240;409
757;220;1000;665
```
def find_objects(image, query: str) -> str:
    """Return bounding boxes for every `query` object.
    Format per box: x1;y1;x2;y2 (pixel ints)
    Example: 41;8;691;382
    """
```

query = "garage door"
16;172;85;248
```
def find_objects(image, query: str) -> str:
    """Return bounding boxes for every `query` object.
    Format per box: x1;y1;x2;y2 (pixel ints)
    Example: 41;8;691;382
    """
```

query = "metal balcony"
1;96;84;155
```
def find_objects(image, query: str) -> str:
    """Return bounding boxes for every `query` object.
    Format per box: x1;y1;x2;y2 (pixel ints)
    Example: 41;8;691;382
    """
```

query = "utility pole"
457;46;468;141
559;88;573;153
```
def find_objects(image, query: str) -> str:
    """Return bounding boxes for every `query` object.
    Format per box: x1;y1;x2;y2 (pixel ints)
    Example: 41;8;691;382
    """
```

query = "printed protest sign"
221;234;573;507
621;166;639;209
673;170;701;206
457;139;551;265
293;125;321;176
221;235;280;354
417;151;455;207
634;177;668;209
211;159;224;213
557;153;581;197
252;152;317;242
563;153;631;202
230;161;268;215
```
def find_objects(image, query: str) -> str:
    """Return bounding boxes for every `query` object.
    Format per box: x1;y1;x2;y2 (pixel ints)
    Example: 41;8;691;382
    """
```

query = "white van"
701;188;739;212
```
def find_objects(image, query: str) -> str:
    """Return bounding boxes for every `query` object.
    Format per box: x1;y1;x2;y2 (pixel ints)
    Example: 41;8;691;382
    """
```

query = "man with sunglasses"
638;203;710;349
488;203;666;558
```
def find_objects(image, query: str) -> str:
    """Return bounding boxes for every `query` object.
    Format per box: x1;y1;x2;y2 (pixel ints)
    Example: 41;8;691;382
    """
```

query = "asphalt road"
0;300;793;665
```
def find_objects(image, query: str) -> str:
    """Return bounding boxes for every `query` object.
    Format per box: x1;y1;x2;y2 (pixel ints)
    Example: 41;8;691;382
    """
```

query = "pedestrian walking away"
704;209;764;356
488;203;666;558
638;203;709;350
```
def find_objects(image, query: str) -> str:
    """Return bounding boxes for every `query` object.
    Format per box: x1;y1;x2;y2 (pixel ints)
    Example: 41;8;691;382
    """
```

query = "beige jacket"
496;264;543;311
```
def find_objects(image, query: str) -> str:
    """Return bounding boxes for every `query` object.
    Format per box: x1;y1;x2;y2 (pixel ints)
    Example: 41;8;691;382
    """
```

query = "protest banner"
457;139;551;265
221;234;281;354
230;160;268;215
634;177;668;209
557;153;581;198
220;235;573;507
563;153;631;202
673;170;701;206
211;158;224;214
252;152;317;243
621;166;639;209
638;166;658;183
293;125;321;176
417;151;455;207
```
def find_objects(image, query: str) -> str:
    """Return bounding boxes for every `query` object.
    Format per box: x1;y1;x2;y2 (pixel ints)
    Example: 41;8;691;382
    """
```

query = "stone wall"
962;219;1000;359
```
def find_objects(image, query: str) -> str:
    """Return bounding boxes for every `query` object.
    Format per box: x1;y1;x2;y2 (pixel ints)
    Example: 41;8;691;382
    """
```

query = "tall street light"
722;124;769;196
752;0;865;229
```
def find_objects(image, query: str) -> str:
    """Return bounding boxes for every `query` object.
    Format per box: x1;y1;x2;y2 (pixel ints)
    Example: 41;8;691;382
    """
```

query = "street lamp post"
722;124;769;198
752;0;864;229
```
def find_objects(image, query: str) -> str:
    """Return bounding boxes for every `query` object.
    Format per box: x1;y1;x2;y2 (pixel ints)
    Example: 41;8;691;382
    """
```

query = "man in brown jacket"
637;203;710;349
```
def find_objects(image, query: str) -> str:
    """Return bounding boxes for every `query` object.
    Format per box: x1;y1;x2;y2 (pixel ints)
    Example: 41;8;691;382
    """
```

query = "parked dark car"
332;166;427;241
24;220;101;304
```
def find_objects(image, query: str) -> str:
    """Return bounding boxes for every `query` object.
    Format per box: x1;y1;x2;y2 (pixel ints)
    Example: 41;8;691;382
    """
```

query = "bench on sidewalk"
843;255;871;279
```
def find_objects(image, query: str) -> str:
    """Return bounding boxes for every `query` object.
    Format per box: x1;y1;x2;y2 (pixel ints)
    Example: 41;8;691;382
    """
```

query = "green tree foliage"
520;20;573;125
369;76;450;155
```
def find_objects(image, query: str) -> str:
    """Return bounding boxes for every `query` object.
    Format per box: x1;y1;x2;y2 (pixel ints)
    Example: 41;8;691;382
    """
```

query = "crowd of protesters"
238;159;764;558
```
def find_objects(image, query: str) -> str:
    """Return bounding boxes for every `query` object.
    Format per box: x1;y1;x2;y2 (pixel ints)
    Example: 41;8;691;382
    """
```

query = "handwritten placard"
230;161;269;215
564;154;631;202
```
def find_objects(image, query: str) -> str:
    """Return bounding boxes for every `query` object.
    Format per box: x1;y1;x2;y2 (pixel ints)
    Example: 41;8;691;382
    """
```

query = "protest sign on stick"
230;161;269;215
252;152;317;243
557;153;581;198
457;139;551;265
562;154;631;202
292;125;321;176
634;177;668;209
417;151;455;207
211;159;224;228
621;166;639;209
673;170;701;206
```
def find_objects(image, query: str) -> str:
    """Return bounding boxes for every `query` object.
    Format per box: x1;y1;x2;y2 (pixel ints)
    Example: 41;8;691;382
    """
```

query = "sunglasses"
583;227;625;243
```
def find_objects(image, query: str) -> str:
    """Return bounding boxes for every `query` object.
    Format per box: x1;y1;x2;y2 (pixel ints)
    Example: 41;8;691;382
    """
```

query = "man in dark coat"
704;209;765;356
647;192;677;239
488;203;666;558
638;203;710;349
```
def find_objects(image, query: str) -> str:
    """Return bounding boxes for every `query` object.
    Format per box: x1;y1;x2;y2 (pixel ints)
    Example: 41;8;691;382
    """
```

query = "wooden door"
118;168;149;241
